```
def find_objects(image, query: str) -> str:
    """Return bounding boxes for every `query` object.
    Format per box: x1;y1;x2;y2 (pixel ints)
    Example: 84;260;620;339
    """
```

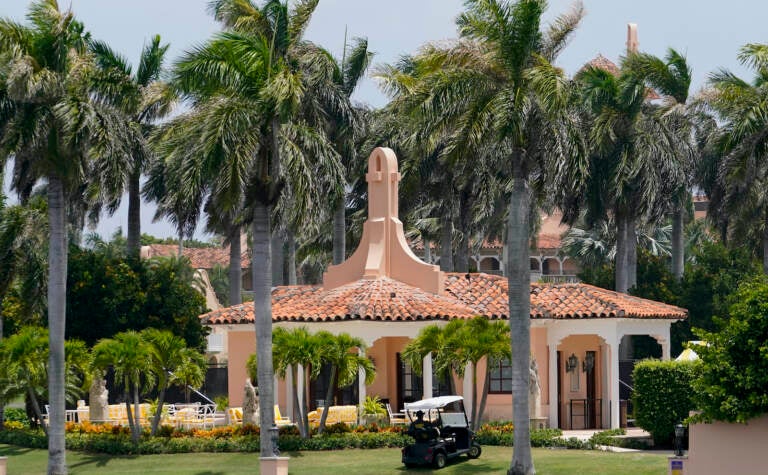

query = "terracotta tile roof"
444;273;687;320
144;244;249;269
536;234;561;249
201;273;686;324
201;277;479;324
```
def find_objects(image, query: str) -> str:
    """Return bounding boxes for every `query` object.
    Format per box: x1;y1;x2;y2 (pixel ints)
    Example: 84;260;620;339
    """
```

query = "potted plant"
360;395;388;426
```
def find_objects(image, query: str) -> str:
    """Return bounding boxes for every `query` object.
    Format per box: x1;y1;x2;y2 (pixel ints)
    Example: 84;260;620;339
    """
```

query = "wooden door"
556;351;563;429
586;351;596;429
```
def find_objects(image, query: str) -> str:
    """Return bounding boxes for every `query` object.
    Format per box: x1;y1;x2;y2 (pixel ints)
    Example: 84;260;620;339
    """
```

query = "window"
489;358;513;394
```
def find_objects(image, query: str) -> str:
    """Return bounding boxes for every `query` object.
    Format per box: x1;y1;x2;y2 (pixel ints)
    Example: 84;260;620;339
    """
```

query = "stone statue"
243;379;260;426
89;377;109;423
529;357;542;419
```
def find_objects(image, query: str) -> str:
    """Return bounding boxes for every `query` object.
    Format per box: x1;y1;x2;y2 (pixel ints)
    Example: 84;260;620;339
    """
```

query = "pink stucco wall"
686;414;768;475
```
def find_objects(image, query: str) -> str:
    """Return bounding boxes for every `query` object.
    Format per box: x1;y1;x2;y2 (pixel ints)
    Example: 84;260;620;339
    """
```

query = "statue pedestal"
260;456;289;475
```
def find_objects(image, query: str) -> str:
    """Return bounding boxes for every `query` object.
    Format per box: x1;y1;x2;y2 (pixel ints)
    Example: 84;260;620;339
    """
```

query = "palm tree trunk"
671;204;685;280
475;364;491;432
333;200;346;265
627;218;637;290
507;163;533;475
455;232;469;273
0;300;4;431
151;380;168;436
124;397;136;442
291;366;307;438
614;211;628;293
301;367;310;436
271;230;284;286
286;231;297;285
317;366;337;435
229;227;242;305
178;230;184;257
133;383;141;442
46;175;67;475
253;201;275;457
126;167;142;257
27;386;47;437
440;211;454;272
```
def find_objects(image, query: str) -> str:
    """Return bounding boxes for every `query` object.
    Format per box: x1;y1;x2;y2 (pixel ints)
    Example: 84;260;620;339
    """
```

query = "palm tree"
171;347;206;403
0;3;129;471
92;331;154;443
574;56;685;292
177;0;345;455
141;328;187;436
272;326;321;438
329;35;374;265
0;326;49;434
90;35;176;257
625;49;696;280
377;2;585;472
706;43;768;274
450;318;511;430
315;332;375;435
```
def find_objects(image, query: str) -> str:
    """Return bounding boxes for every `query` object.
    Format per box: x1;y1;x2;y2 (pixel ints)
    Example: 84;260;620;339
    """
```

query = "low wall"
687;413;768;475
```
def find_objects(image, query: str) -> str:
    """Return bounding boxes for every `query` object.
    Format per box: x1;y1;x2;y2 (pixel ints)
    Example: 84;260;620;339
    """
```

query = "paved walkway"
561;428;654;453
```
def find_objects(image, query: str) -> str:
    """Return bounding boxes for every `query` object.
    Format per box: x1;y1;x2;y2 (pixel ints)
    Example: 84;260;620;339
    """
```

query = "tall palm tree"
378;2;585;472
625;48;696;280
329;35;374;265
92;331;154;443
314;332;375;434
0;3;129;471
574;57;685;292
272;326;321;438
178;0;345;455
706;43;768;273
90;35;176;257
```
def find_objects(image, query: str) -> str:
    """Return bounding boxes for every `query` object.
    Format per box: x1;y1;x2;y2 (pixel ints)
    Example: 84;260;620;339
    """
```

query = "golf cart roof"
404;396;464;411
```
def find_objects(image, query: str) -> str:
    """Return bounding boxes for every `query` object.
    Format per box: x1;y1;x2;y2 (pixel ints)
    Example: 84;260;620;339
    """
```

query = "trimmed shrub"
4;407;30;426
632;359;699;444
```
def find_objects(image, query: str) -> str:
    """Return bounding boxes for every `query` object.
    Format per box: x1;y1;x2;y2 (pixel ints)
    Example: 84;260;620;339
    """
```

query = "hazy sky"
1;0;762;240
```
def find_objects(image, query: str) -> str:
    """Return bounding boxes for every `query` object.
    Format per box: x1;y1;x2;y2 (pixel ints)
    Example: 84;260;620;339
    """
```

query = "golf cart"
401;395;481;469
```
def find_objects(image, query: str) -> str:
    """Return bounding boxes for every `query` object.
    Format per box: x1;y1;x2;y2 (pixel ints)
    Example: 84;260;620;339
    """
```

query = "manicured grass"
0;444;667;474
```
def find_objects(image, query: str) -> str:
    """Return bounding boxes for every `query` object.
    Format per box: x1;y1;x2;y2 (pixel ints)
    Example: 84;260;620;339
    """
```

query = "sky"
1;0;763;240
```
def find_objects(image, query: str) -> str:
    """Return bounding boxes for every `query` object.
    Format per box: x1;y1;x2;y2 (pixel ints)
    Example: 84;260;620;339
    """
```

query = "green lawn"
0;444;667;474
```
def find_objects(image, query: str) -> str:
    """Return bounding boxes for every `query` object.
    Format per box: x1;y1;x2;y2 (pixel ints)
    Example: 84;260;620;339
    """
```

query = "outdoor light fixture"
566;353;578;373
674;423;685;457
583;352;595;373
270;423;280;456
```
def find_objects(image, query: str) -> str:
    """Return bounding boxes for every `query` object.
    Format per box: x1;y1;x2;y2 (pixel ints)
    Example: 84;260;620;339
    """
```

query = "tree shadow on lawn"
68;453;140;470
393;460;496;473
0;445;35;456
69;453;227;475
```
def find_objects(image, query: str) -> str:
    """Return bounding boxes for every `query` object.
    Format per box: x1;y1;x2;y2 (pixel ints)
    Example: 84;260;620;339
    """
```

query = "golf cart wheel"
467;444;482;459
433;452;447;469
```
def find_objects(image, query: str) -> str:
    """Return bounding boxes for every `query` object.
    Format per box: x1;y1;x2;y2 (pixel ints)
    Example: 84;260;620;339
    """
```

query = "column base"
260;456;289;475
0;456;7;475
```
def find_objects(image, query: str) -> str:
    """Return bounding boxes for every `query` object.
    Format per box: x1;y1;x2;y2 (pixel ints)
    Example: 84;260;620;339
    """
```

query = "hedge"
0;423;588;454
632;359;699;444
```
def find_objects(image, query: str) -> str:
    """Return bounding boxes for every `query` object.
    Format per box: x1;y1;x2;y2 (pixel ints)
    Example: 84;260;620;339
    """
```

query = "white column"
601;344;610;429
423;353;433;399
358;348;367;409
274;374;280;411
286;365;294;420
548;344;558;429
297;363;305;410
609;337;620;429
463;362;473;422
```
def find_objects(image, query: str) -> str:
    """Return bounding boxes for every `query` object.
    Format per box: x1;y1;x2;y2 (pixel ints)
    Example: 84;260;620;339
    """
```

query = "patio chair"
274;405;291;426
386;403;408;425
228;407;243;425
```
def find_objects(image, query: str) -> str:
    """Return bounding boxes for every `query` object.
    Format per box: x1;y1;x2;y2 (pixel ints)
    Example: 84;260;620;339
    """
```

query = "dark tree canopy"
66;247;208;349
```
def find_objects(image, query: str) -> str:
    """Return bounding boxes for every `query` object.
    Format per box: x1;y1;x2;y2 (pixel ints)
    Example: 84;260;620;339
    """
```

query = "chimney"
626;23;638;53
